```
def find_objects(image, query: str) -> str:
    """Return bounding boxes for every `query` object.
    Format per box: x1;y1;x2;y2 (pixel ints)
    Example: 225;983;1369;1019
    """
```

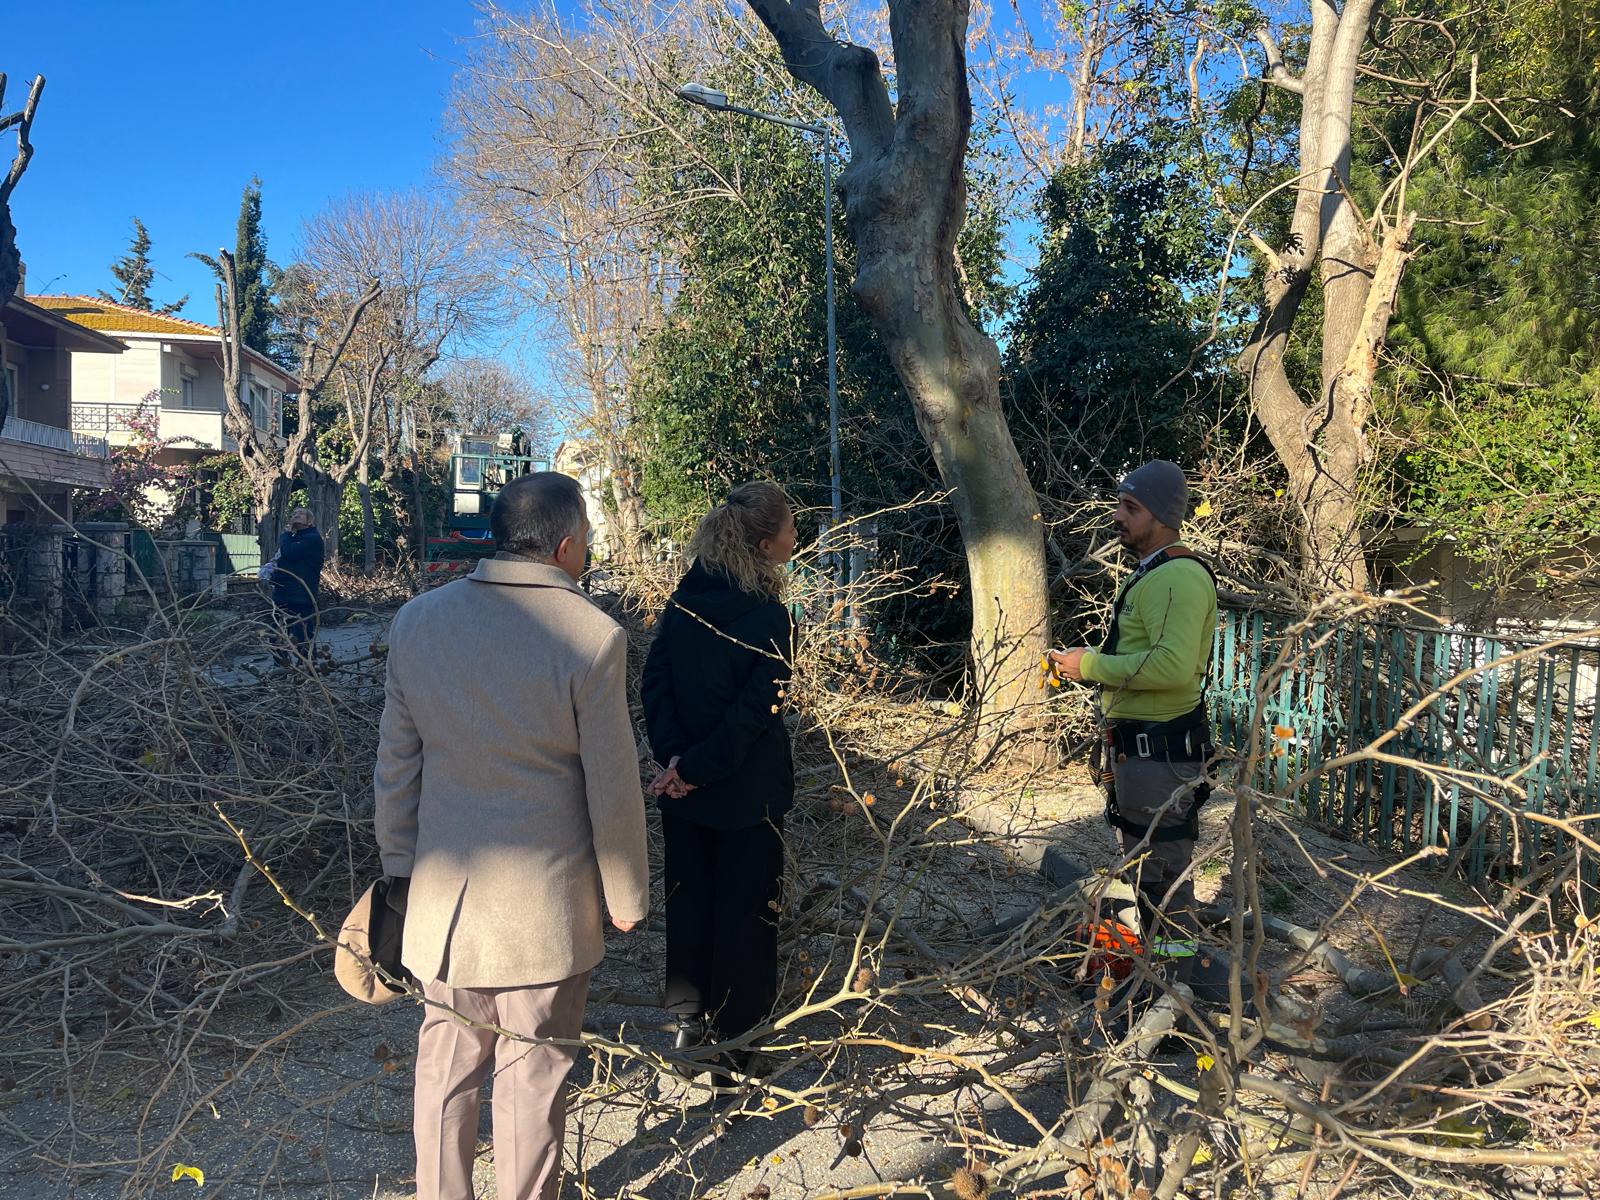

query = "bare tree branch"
1255;26;1305;94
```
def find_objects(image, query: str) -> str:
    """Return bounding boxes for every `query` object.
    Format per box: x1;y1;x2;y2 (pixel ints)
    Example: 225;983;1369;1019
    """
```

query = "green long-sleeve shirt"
1080;553;1217;722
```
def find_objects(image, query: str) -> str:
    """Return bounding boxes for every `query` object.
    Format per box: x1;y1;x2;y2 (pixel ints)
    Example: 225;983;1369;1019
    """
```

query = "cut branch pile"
0;571;1594;1199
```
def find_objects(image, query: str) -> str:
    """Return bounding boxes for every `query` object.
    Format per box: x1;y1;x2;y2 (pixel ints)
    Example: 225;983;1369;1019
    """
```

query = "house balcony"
0;416;114;490
70;403;280;455
5;415;111;459
70;402;146;448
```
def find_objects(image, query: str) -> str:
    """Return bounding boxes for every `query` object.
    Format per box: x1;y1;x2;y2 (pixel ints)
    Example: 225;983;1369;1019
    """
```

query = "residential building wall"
2;339;73;429
1373;534;1600;633
69;337;162;408
1;294;122;527
2;326;109;524
68;338;286;454
553;438;613;558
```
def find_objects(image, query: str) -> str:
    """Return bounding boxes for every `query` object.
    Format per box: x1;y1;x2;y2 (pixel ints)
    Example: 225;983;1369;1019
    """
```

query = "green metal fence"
1211;607;1600;883
205;532;262;574
128;529;161;585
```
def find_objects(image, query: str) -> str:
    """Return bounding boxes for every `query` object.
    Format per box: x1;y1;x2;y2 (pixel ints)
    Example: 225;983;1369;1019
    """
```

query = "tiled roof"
26;294;299;384
27;295;220;337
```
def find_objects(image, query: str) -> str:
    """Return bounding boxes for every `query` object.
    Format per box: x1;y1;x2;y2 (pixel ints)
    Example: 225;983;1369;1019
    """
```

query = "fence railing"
1212;607;1600;883
205;532;262;574
69;402;143;439
1;415;111;459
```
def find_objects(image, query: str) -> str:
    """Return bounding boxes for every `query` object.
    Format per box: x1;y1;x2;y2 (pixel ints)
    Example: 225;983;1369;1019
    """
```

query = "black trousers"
278;602;317;660
661;813;784;1040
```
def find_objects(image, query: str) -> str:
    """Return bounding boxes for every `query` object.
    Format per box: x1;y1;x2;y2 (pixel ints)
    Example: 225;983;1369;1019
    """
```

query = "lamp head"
676;82;730;111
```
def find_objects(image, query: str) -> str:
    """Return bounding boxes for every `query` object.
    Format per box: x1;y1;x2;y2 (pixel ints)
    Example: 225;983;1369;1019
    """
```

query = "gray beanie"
1118;460;1189;529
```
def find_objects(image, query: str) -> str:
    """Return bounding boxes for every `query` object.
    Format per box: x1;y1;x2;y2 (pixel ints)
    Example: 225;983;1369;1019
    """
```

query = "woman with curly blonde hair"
641;481;796;1086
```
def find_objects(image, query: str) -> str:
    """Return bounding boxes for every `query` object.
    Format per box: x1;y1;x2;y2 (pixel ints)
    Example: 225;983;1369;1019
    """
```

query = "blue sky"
4;1;1091;392
4;1;481;320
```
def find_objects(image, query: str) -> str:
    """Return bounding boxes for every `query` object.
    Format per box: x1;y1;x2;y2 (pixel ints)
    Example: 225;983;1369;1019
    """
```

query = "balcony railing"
2;415;111;459
70;402;144;439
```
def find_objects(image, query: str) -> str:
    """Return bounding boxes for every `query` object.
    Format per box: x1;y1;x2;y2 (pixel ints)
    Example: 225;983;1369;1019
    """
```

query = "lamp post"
676;83;842;584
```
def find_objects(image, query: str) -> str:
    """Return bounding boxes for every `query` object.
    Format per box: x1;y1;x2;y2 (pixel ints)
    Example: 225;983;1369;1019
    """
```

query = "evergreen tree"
629;52;1010;527
628;47;1011;662
100;217;187;314
632;57;897;524
1385;0;1600;389
1005;122;1239;486
195;179;292;368
629;121;927;528
233;178;280;360
1373;0;1600;602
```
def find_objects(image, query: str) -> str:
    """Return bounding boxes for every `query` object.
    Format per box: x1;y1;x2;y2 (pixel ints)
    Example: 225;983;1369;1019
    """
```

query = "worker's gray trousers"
1106;752;1206;981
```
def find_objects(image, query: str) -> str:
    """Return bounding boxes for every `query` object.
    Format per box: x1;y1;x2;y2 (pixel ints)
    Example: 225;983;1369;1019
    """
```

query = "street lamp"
675;81;842;584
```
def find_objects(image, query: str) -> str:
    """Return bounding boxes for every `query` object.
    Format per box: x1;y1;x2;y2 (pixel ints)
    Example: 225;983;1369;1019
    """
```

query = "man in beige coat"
375;472;649;1200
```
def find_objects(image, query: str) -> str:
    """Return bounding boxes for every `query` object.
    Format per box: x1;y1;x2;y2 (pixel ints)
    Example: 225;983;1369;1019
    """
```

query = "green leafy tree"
100;217;187;314
1398;386;1600;602
630;48;1011;515
628;107;930;528
1386;0;1600;389
1005;123;1237;488
627;52;1014;662
195;453;253;532
1374;0;1600;604
289;476;405;565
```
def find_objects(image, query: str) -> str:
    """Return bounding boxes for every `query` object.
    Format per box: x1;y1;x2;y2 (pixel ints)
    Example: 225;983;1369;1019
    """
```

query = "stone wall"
0;523;116;628
157;539;215;597
73;523;129;618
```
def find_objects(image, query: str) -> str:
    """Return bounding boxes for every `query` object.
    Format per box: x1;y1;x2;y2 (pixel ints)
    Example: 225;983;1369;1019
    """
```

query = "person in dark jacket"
641;482;796;1083
273;507;325;664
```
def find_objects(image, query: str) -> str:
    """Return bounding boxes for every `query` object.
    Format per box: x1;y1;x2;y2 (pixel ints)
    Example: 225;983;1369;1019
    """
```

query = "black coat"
273;526;325;609
641;561;794;831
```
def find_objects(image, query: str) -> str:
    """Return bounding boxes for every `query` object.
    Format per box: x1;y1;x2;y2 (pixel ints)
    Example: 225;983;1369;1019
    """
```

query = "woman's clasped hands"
647;755;696;799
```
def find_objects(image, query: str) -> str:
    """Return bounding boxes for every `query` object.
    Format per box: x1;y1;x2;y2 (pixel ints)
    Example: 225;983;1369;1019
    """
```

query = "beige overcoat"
374;557;649;988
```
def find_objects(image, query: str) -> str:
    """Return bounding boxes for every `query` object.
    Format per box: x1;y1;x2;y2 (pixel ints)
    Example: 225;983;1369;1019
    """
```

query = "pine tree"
1435;4;1596;366
1005;122;1233;485
1387;0;1600;389
100;217;187;314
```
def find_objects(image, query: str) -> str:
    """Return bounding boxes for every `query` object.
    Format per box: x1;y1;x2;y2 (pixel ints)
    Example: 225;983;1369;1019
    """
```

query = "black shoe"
706;1045;760;1100
670;1016;709;1080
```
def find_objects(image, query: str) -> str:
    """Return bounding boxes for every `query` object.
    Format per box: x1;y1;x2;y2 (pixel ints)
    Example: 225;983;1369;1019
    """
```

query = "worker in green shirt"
1050;460;1217;983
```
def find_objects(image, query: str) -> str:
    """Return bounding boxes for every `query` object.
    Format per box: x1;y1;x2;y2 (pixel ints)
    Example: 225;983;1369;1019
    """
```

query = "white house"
30;295;294;470
553;436;615;558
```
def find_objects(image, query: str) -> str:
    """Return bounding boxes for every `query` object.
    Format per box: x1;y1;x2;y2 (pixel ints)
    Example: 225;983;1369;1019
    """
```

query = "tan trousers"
414;970;590;1200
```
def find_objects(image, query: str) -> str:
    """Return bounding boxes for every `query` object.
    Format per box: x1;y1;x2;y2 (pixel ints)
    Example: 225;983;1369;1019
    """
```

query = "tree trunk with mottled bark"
252;477;292;566
301;467;343;566
583;380;646;563
214;250;378;562
1239;2;1424;594
746;0;1049;737
607;459;646;562
357;456;377;571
